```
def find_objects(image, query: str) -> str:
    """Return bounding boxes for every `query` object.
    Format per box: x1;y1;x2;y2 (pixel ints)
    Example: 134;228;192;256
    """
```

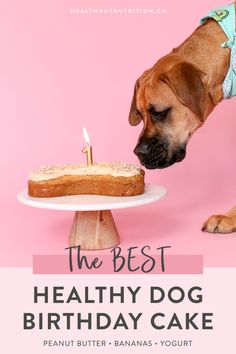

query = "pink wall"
1;0;236;267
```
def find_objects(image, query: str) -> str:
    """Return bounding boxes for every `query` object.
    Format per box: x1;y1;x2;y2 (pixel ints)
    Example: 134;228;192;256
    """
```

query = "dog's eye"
149;107;171;121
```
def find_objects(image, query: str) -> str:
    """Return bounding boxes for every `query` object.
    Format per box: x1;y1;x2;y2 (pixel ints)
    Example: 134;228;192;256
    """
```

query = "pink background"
1;0;236;266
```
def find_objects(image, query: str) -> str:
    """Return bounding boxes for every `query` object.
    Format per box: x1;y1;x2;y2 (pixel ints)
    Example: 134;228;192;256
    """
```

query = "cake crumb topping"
29;162;142;182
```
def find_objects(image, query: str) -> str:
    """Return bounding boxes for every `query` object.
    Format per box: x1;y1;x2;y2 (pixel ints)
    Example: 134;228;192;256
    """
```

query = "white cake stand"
17;184;167;250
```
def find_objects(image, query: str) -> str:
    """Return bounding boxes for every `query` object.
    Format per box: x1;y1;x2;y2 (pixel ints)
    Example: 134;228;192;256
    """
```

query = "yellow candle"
82;144;93;165
82;127;93;166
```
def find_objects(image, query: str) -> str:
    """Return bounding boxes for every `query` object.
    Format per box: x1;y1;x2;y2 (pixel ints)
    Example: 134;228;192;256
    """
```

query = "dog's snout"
134;136;187;169
134;137;169;169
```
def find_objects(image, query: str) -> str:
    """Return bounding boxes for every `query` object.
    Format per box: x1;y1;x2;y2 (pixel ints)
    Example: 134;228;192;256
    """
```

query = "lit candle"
82;127;93;165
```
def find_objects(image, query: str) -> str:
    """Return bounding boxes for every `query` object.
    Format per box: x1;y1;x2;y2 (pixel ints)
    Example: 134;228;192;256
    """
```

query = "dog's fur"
129;10;236;233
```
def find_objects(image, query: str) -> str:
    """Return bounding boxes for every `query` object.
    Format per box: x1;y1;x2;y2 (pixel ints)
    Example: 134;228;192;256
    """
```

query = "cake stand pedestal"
17;184;167;250
69;210;119;249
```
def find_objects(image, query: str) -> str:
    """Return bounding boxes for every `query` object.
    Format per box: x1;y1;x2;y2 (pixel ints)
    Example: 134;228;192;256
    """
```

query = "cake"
28;162;145;197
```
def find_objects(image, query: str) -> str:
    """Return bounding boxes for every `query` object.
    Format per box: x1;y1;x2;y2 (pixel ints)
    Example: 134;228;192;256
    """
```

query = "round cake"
28;162;145;197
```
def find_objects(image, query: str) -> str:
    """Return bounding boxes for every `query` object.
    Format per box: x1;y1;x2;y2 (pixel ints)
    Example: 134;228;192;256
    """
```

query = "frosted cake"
28;162;145;197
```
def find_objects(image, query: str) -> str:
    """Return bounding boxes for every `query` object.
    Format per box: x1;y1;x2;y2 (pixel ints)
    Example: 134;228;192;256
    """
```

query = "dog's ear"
129;80;142;126
159;62;207;121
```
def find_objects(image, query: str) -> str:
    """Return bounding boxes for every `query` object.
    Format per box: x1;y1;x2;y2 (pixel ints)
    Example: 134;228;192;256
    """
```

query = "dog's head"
129;59;208;169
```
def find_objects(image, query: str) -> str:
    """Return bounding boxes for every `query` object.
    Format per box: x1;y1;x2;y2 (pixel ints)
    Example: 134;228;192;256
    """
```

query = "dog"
129;3;236;234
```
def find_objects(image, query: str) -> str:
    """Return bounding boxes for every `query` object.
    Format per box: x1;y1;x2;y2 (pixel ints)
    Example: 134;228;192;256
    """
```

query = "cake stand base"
69;210;120;250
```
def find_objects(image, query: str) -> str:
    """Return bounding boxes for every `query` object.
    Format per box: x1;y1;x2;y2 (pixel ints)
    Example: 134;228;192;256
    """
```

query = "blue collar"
200;3;236;99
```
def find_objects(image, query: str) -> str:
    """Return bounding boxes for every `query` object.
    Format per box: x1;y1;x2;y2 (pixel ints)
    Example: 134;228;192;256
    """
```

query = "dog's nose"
134;139;150;157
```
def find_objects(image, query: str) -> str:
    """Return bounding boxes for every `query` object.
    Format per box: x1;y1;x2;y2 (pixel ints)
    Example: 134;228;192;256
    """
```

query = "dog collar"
200;2;236;99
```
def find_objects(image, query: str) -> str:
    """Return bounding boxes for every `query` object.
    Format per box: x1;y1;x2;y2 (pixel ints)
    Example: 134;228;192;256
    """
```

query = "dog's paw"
201;214;236;234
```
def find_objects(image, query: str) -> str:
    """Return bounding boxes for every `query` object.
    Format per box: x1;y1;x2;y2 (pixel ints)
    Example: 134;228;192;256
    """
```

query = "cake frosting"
29;162;142;182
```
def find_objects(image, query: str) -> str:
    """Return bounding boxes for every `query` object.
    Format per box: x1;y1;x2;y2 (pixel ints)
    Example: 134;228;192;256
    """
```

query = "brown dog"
129;12;236;234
